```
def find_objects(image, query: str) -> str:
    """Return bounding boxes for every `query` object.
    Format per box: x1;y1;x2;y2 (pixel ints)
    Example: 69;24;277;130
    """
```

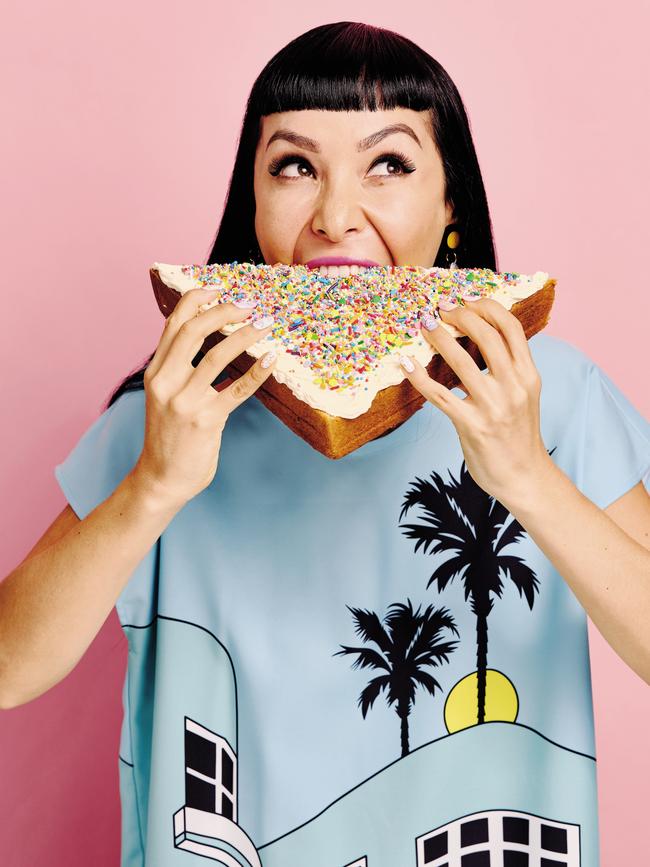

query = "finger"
398;351;469;422
436;300;517;384
419;312;493;405
183;315;276;397
458;297;535;371
155;299;261;394
217;347;278;414
146;287;225;380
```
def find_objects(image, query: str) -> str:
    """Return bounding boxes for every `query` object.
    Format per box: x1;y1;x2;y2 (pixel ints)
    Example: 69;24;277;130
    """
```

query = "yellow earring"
445;227;460;270
447;230;460;250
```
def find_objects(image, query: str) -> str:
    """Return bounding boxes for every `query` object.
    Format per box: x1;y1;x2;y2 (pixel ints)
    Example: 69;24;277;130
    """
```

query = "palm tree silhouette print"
399;455;555;726
334;599;459;757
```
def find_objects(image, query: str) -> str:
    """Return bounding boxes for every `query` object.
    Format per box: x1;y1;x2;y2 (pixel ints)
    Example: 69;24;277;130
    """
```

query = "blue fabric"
579;362;650;509
55;334;650;867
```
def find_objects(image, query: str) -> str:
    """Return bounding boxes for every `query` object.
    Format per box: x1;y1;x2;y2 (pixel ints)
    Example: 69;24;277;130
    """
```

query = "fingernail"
201;281;222;291
420;313;439;331
438;298;457;311
234;296;258;308
261;350;277;369
252;315;275;330
461;290;480;302
399;354;415;373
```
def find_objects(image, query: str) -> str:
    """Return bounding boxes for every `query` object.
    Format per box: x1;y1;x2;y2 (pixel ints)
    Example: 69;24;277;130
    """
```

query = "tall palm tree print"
334;599;459;757
399;458;553;725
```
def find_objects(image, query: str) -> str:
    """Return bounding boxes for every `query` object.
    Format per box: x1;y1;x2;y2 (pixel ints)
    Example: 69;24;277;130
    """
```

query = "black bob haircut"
104;20;497;410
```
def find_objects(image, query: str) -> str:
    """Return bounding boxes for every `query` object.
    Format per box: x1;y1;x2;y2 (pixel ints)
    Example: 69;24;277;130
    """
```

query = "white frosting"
152;263;550;419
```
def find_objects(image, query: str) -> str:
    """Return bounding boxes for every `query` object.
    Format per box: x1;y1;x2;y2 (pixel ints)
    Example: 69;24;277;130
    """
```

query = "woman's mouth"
304;257;382;278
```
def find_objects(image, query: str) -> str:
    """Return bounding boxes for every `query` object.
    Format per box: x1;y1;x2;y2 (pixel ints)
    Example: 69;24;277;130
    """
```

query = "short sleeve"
579;362;650;510
54;390;146;520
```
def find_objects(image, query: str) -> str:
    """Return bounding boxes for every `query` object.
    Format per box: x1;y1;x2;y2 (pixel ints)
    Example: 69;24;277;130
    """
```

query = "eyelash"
268;150;417;179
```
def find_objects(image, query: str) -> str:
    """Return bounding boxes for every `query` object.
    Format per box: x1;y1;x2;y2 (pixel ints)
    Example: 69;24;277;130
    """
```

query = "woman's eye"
367;154;416;177
268;156;314;178
273;159;313;178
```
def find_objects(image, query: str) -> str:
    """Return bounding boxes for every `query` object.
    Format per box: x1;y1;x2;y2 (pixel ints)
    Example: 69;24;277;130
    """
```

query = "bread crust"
150;267;556;459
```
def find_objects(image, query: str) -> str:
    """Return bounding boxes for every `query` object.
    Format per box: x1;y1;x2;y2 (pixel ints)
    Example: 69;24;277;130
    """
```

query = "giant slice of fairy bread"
150;262;555;459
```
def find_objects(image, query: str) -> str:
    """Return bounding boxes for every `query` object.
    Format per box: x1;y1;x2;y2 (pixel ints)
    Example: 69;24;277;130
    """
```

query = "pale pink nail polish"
399;354;415;373
420;313;439;331
438;298;457;311
261;350;276;369
234;296;258;308
253;315;275;330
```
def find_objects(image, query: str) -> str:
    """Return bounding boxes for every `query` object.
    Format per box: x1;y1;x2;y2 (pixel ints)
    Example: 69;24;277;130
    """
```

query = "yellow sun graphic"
444;669;519;733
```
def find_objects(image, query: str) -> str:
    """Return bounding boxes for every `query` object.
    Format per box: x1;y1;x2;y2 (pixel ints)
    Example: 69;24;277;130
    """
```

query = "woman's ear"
444;200;455;225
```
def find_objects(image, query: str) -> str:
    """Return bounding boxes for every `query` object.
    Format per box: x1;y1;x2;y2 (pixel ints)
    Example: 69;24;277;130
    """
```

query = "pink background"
2;2;649;864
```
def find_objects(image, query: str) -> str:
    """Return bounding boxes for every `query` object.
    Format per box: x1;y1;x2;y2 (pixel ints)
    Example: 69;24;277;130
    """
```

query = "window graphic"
184;718;238;822
416;810;580;866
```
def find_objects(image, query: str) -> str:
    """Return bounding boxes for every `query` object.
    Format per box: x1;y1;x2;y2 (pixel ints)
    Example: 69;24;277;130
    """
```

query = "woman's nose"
310;184;366;243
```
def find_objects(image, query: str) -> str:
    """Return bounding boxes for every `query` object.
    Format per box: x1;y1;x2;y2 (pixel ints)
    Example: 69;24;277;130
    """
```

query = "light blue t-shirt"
55;334;650;867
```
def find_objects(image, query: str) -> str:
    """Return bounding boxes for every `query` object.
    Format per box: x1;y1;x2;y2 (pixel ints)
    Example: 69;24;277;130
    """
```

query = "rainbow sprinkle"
179;262;522;391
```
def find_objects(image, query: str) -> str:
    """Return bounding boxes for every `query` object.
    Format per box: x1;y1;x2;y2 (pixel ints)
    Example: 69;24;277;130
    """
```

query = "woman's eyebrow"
265;123;422;153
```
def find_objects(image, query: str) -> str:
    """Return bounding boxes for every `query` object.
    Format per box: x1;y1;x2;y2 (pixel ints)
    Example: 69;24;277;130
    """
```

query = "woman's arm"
0;468;184;708
604;480;650;549
500;461;650;685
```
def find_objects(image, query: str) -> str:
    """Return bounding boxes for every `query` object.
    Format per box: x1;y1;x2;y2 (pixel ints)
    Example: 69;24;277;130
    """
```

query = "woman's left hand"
398;297;553;505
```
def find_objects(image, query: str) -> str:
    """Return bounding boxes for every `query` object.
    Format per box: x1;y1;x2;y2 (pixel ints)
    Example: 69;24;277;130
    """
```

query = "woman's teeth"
318;264;363;277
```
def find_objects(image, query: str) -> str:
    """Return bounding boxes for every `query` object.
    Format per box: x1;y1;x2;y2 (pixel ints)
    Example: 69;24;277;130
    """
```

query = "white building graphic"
173;717;261;866
416;809;580;866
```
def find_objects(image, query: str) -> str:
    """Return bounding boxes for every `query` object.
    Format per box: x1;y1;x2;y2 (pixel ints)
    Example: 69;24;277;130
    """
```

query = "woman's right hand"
132;288;276;508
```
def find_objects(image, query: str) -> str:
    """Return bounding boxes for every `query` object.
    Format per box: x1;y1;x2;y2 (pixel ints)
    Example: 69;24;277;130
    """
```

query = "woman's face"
253;108;454;273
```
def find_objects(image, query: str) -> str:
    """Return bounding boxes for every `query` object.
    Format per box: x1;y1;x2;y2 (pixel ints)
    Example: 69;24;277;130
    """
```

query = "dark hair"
104;20;497;411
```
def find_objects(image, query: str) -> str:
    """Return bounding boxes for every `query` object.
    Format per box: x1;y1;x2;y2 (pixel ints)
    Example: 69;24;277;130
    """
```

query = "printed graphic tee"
55;334;650;867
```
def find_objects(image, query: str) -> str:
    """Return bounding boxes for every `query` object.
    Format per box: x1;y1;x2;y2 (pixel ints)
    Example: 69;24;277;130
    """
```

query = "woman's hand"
133;288;277;509
398;297;553;504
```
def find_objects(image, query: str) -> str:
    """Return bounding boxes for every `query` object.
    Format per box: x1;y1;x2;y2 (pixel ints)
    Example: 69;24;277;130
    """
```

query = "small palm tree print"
335;599;459;757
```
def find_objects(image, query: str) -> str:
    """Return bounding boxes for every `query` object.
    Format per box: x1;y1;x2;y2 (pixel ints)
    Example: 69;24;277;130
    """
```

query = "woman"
4;21;649;867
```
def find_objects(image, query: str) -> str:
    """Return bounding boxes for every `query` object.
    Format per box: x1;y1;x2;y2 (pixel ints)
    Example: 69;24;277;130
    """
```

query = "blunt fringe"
104;20;497;411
